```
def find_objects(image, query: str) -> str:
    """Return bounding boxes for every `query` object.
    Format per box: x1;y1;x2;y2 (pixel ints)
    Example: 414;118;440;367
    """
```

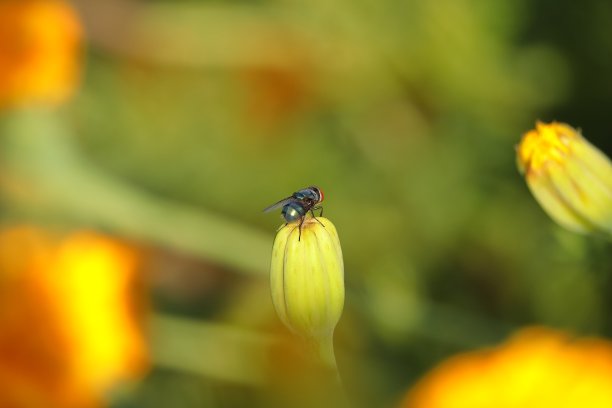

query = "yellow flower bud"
517;121;612;235
269;216;344;355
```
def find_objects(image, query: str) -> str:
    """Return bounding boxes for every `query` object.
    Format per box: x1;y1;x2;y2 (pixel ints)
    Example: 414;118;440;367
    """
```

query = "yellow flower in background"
517;121;612;235
0;0;82;109
47;232;149;400
270;217;344;367
0;227;148;408
402;327;612;408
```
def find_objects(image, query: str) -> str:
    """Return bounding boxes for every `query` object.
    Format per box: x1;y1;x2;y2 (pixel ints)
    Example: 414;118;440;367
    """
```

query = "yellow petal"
526;169;593;233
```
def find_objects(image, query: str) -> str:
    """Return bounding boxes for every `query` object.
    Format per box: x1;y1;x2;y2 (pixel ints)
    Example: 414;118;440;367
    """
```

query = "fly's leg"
310;207;325;227
298;216;305;241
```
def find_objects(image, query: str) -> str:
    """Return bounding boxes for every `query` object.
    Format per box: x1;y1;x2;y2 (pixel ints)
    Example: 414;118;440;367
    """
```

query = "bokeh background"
1;0;611;407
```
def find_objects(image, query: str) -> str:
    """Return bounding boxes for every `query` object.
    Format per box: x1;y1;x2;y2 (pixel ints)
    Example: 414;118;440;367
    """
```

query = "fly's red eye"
318;188;324;202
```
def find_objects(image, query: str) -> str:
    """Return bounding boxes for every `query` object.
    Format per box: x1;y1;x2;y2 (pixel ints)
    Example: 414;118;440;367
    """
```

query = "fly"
264;186;325;240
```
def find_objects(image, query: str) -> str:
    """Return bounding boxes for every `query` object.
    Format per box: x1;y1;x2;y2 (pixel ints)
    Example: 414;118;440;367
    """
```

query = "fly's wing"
263;197;293;213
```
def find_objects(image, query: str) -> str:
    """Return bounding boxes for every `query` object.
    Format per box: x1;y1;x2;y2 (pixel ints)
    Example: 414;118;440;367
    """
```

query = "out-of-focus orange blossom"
239;33;316;130
242;64;314;128
0;227;148;408
401;327;612;408
0;0;82;109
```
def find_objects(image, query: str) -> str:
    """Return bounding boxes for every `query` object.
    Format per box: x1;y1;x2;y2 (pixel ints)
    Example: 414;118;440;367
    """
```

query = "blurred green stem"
0;109;270;275
310;335;338;373
151;314;273;385
304;335;350;407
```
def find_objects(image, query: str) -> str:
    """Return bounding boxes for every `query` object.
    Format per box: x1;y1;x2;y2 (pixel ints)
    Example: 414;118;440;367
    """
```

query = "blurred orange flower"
402;327;612;408
0;227;148;408
0;0;82;109
239;32;316;130
242;64;314;128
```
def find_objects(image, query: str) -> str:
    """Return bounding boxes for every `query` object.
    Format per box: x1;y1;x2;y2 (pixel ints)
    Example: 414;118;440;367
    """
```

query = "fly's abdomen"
282;202;306;222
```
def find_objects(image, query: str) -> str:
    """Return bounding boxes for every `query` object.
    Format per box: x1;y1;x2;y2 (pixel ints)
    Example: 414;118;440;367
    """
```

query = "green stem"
312;334;339;377
305;334;350;407
0;109;271;276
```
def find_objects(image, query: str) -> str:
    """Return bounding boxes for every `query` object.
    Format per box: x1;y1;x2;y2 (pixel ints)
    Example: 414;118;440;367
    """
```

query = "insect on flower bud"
270;216;344;349
516;121;612;235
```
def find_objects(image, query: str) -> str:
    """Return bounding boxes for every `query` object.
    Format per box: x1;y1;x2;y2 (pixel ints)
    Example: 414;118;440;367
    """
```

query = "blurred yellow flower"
270;216;344;367
517;121;612;235
402;327;612;408
0;227;148;408
0;0;82;109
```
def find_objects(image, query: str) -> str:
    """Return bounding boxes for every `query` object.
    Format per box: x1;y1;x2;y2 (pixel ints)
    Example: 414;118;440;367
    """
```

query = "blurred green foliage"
1;0;611;407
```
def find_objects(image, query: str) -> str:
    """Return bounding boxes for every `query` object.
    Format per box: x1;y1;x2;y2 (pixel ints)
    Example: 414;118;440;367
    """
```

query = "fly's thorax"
295;187;321;203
